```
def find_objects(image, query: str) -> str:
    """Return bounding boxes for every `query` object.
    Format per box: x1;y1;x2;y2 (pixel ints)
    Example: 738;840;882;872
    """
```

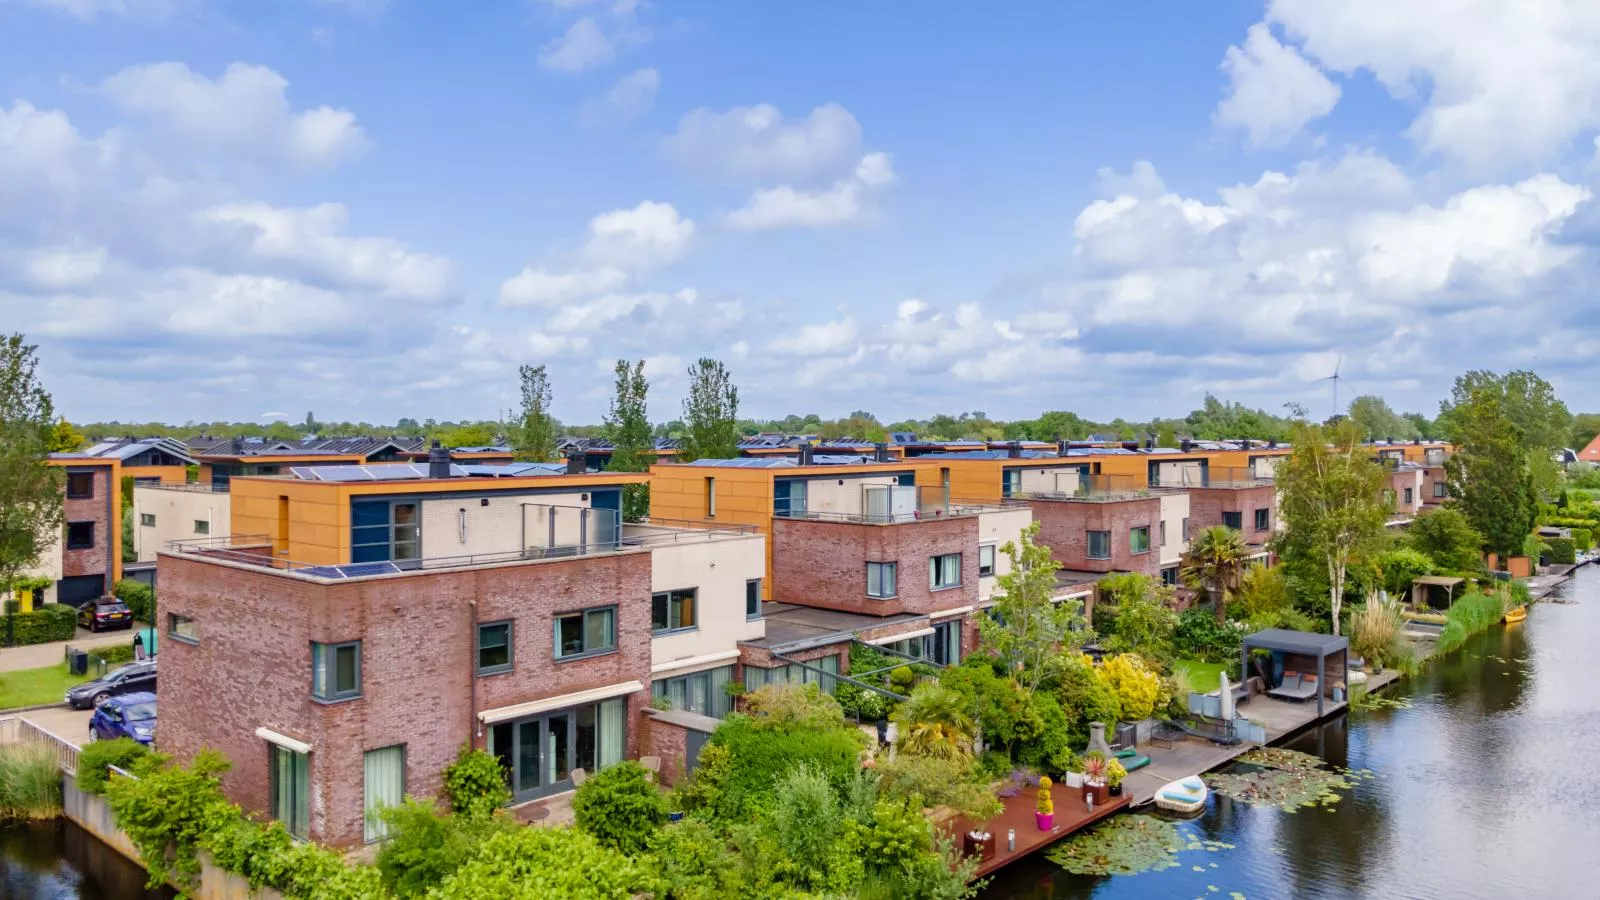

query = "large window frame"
1433;481;1447;498
311;640;361;702
351;499;420;564
652;588;698;634
65;521;95;550
168;613;198;645
476;621;513;675
1086;530;1110;560
1222;511;1243;531
866;561;897;599
1255;507;1271;531
930;553;961;591
652;665;736;718
553;606;617;660
363;745;406;843
270;744;310;840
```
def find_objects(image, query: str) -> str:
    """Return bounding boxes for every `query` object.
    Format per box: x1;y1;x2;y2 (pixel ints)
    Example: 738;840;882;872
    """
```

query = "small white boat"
1153;776;1208;815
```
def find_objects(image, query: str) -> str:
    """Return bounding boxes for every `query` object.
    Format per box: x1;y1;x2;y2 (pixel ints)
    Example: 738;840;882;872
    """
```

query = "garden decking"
944;784;1130;879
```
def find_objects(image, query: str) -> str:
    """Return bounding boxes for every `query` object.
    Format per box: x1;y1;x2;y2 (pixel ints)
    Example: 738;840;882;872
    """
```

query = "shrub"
430;826;659;900
834;681;891;721
674;742;735;820
888;665;916;695
939;658;1042;755
1173;607;1244;663
90;644;137;666
1231;564;1292;620
1098;654;1161;721
5;603;76;646
375;798;513;898
647;820;746;899
441;744;510;820
1012;693;1077;778
1571;527;1593;551
1097;573;1178;662
875;754;1002;821
0;743;63;819
1349;597;1407;672
76;737;151;795
1546;537;1576;565
742;683;848;732
890;683;975;760
771;764;857;891
573;761;665;855
113;579;156;623
1051;654;1120;749
105;748;235;890
1374;548;1433;596
701;713;867;821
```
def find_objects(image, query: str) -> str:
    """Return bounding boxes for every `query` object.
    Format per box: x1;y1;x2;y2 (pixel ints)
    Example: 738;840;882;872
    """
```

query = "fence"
0;715;82;775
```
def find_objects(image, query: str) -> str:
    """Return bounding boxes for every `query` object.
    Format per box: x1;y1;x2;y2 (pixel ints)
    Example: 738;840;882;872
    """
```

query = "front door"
492;712;578;803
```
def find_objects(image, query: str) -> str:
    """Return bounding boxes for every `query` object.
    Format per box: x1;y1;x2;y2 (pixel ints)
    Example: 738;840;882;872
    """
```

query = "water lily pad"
1045;816;1190;876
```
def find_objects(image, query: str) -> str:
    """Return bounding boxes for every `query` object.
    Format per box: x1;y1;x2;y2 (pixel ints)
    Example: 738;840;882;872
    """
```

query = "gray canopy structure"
1241;628;1350;716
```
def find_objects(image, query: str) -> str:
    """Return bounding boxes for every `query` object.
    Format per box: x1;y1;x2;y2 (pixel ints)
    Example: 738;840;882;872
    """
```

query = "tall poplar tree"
0;334;66;605
1445;387;1537;558
603;359;652;521
513;364;557;462
678;358;740;462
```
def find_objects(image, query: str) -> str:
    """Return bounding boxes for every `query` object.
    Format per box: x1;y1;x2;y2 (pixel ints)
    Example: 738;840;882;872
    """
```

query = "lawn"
1174;659;1226;694
0;663;91;711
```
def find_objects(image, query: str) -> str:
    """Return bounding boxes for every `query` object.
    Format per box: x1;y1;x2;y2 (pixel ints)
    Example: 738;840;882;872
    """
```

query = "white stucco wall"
801;474;903;517
132;486;230;562
13;531;62;604
1158;491;1190;566
1251;456;1283;479
647;532;766;675
420;490;599;558
976;507;1033;601
1017;467;1082;494
1152;460;1204;486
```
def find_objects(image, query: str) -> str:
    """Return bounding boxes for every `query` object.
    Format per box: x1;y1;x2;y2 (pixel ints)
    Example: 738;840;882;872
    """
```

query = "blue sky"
5;0;1600;427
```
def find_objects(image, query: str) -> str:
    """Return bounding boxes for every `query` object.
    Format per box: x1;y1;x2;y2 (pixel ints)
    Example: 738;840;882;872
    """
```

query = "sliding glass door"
488;698;626;803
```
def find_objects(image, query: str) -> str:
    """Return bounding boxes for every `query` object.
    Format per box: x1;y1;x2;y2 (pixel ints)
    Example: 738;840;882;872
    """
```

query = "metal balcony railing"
1012;474;1149;502
773;484;1012;524
1149;466;1273;489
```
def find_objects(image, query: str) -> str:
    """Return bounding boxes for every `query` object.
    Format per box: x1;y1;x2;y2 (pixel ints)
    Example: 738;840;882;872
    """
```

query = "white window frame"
977;544;996;578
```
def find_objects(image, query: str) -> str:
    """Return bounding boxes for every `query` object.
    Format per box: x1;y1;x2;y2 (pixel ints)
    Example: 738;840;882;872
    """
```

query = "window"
652;588;698;633
704;477;716;518
66;521;94;549
554;607;616;659
1002;468;1022;498
168;613;198;644
1161;566;1179;587
270;744;309;840
364;746;405;843
66;472;94;499
746;579;762;619
476;621;512;674
1255;508;1271;531
867;562;897;598
1433;481;1447;498
312;641;361;701
1130;526;1151;554
744;655;839;693
139;513;156;527
930;553;961;590
1223;511;1243;531
1403;488;1414;506
1159;520;1167;546
932;620;961;666
652;665;735;718
350;500;418;563
1182;517;1190;541
193;519;210;535
978;544;996;577
1086;530;1110;560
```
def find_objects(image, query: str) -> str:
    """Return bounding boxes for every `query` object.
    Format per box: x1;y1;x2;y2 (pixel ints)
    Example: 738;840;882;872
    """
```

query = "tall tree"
0;334;66;605
1438;369;1570;452
1570;412;1600;452
1403;507;1485;575
1182;525;1249;623
1346;394;1417;441
1445;387;1537;558
1275;420;1389;635
976;522;1083;698
678;358;740;462
603;359;653;521
46;417;85;453
513;364;557;462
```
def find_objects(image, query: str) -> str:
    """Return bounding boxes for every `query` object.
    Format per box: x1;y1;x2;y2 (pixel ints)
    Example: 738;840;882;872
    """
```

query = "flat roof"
1412;575;1465;587
748;602;925;652
1241;628;1349;656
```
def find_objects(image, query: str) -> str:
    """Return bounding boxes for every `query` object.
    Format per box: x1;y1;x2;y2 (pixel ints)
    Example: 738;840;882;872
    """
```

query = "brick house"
1183;465;1277;548
29;455;123;607
156;450;762;847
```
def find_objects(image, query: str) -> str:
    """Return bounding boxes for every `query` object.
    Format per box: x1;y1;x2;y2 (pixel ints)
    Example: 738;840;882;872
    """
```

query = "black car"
78;597;134;632
66;660;157;709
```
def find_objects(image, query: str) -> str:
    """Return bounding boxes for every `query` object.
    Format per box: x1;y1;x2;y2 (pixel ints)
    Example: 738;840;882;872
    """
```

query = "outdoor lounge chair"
1268;672;1319;701
1113;748;1151;772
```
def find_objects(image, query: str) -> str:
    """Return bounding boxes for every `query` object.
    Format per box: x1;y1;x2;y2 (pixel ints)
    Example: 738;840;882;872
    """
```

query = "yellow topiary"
1037;776;1053;815
1100;654;1162;722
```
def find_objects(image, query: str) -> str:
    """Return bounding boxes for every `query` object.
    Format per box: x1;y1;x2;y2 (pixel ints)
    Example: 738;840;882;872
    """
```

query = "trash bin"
68;649;88;676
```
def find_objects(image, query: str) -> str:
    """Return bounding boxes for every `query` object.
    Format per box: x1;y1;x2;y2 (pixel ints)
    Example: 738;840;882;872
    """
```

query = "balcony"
772;484;1012;524
1150;466;1273;490
1011;474;1149;502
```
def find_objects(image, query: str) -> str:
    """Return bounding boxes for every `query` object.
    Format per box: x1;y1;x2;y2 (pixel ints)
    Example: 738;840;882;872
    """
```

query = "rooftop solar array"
681;455;887;468
288;462;566;482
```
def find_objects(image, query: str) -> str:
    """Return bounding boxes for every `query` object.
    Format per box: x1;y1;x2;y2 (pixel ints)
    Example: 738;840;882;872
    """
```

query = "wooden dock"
944;784;1130;878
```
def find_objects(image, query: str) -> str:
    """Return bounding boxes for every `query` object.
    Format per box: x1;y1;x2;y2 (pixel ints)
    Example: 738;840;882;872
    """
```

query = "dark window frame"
311;640;362;702
1255;507;1271;531
139;512;156;527
66;472;95;499
1130;525;1151;555
1433;481;1447;498
651;588;698;635
193;519;210;535
1222;511;1243;531
929;552;962;591
978;544;996;577
553;605;618;660
476;620;514;675
745;579;763;620
866;561;898;599
65;521;95;550
269;743;310;840
1086;530;1111;560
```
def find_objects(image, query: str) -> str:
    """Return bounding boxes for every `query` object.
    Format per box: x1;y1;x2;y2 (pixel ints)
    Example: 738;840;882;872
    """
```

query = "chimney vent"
230;437;243;455
428;440;452;479
1057;440;1069;456
564;451;586;475
1180;438;1193;453
874;442;889;462
1145;437;1154;450
798;443;815;466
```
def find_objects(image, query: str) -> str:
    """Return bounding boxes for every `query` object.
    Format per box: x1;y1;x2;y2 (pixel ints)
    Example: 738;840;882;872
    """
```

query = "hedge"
1571;528;1593;552
113;579;156;624
3;604;76;647
1546;537;1576;565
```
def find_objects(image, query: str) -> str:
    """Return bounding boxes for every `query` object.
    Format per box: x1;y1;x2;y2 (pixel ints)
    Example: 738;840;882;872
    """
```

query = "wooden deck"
944;784;1130;878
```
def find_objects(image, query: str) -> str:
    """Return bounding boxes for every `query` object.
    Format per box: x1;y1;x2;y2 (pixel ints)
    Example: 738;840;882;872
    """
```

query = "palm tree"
890;683;976;760
1182;525;1249;623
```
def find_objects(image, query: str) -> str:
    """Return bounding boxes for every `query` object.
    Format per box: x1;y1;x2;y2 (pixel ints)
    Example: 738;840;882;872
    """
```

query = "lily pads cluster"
1206;748;1358;813
1045;815;1232;877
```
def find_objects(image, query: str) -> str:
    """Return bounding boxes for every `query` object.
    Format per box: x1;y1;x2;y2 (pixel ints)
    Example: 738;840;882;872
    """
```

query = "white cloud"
583;200;695;268
667;103;864;184
499;266;630;307
582;68;659;126
1215;23;1341;148
100;62;367;171
724;153;897;231
540;17;615;72
25;246;108;289
769;317;859;357
1263;0;1600;169
1096;160;1166;199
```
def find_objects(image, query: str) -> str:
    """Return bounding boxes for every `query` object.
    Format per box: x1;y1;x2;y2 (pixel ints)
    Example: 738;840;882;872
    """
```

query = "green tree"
1445;387;1537;558
1569;412;1600;452
1439;369;1570;452
602;360;652;521
513;364;557;462
678;358;740;462
438;422;498;448
976;522;1082;697
1095;572;1178;660
1275;420;1390;635
430;827;658;900
1347;394;1417;441
890;683;976;760
1403;412;1440;441
46;417;84;453
1154;421;1179;449
0;335;65;611
1404;507;1485;573
572;761;665;855
1181;526;1249;624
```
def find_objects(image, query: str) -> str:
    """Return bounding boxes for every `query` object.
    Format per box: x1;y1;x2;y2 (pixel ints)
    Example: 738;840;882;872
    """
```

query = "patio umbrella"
1219;671;1235;722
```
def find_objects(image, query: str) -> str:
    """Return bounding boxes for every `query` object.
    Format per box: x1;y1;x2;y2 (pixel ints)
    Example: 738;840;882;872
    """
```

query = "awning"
651;649;740;676
930;605;974;620
867;627;934;645
256;727;312;755
477;680;644;724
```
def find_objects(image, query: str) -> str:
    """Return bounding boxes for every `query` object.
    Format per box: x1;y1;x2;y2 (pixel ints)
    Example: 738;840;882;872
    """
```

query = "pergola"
1241;628;1350;717
1411;575;1465;610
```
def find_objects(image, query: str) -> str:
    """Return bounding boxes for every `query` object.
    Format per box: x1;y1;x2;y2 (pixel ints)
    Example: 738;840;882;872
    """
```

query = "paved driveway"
20;706;95;744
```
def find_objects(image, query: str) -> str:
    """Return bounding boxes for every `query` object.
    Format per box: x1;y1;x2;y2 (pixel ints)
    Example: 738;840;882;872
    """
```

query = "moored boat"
1153;776;1207;815
1504;605;1527;624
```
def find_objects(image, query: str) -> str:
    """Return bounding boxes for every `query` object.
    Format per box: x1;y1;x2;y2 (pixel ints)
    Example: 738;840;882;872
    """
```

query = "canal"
980;565;1600;899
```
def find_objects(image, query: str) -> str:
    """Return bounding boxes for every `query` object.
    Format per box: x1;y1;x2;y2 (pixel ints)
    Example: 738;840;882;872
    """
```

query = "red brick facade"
1026;497;1162;576
157;550;655;847
1185;486;1276;545
1421;466;1448;507
769;516;979;616
61;466;113;589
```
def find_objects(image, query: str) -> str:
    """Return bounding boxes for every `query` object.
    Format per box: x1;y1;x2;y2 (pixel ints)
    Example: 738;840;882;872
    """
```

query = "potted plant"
1081;751;1108;805
963;829;994;861
1035;776;1054;831
1105;758;1127;798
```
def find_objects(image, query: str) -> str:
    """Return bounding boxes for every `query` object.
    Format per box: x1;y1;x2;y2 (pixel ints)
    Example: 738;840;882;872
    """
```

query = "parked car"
78;597;134;633
89;692;157;745
66;660;157;709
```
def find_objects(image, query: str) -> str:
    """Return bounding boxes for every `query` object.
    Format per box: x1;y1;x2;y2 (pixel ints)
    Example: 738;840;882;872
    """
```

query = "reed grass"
0;743;63;820
1435;590;1508;656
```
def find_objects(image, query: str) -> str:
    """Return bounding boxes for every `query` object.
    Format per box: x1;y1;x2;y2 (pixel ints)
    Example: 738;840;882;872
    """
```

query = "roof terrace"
1149;466;1273;490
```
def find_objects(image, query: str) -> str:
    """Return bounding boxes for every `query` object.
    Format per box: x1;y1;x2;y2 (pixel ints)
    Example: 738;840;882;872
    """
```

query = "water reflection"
0;820;172;900
981;567;1600;899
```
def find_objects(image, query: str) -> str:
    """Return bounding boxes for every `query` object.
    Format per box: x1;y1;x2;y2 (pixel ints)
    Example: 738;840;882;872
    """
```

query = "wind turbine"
1318;356;1344;418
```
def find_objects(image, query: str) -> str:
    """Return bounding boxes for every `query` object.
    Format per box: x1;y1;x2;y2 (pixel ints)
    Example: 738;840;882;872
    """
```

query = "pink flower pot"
1035;812;1054;831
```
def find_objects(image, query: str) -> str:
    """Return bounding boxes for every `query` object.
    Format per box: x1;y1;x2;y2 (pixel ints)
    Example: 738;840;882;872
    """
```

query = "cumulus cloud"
667;103;864;184
499;266;631;308
1215;23;1341;148
581;68;660;126
582;200;695;268
724;153;897;231
540;18;615;72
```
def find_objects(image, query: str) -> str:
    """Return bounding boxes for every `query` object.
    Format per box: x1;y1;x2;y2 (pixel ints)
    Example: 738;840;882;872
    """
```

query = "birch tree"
977;522;1082;697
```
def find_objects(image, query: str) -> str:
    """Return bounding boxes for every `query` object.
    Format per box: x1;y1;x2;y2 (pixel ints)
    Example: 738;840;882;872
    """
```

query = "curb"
0;701;75;715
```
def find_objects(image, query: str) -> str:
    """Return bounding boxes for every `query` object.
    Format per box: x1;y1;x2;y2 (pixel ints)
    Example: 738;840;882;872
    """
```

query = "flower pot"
1081;782;1108;805
963;832;994;860
668;811;684;822
1108;783;1123;797
1063;772;1084;789
1035;812;1054;831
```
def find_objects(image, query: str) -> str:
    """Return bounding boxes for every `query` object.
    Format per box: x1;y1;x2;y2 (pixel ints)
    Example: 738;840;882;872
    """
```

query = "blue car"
89;692;157;745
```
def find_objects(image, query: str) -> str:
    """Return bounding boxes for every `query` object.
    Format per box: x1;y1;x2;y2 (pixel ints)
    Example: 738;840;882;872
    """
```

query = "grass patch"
0;662;92;711
1435;591;1507;656
1174;659;1226;694
0;743;63;819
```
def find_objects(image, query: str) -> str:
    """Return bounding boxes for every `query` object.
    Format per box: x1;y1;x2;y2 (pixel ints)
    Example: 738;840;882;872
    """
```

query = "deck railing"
0;717;83;775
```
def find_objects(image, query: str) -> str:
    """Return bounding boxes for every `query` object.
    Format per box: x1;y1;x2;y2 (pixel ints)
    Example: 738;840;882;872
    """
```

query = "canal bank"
977;565;1600;898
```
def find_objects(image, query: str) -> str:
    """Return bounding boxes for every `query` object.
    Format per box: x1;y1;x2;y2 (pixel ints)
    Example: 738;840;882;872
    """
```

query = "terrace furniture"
1150;722;1187;749
1113;749;1151;772
639;756;662;783
570;768;588;787
1268;672;1320;702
